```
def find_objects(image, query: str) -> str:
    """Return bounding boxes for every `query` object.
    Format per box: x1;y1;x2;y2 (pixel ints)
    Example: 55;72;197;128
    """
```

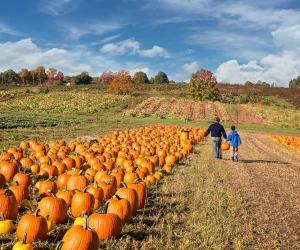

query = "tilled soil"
225;133;300;249
126;97;265;124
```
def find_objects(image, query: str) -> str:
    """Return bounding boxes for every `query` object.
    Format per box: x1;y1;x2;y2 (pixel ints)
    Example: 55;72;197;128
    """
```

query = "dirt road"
225;133;300;249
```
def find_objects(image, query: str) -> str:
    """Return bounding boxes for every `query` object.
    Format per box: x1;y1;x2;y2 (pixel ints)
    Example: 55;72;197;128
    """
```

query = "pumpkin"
38;196;68;223
60;215;99;250
88;213;122;240
12;233;33;250
123;172;138;185
71;191;95;217
128;182;147;209
107;195;132;224
56;190;73;207
57;173;71;189
9;182;29;203
115;185;138;216
0;216;14;234
221;142;230;151
97;180;116;200
67;175;88;192
0;189;18;220
0;161;18;181
16;210;48;243
38;180;58;196
73;216;84;226
13;173;31;186
0;173;6;187
86;184;104;210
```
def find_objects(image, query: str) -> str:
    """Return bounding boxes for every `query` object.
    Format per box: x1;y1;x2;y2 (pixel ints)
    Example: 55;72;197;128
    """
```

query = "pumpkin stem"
134;178;141;184
55;241;63;250
101;201;109;214
83;214;88;230
121;182;127;188
34;209;41;217
4;189;13;196
113;194;121;200
22;232;28;244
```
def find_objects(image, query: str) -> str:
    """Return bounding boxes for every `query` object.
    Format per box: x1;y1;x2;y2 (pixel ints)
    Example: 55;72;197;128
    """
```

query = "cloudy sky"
0;0;300;86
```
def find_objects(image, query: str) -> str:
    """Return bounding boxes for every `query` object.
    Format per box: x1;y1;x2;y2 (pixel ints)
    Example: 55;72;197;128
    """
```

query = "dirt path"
224;133;300;249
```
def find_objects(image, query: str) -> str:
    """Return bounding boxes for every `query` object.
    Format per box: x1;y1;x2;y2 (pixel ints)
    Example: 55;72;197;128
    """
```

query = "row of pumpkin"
272;135;300;153
0;125;204;249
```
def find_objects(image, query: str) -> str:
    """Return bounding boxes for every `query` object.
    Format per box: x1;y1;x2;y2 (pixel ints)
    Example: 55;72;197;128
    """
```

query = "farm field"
0;85;300;249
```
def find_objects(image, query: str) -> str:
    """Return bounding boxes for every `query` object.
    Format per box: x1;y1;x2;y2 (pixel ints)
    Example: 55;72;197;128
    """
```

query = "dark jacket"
204;122;227;139
226;130;241;147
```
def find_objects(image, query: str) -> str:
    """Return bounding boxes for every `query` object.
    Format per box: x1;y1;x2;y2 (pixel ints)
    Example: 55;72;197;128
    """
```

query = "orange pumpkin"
88;213;122;240
107;195;132;224
16;210;48;243
0;189;18;220
38;196;68;223
71;191;95;217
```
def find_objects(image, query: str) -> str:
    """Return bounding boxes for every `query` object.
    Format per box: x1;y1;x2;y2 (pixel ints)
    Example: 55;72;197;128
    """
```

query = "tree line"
0;67;170;86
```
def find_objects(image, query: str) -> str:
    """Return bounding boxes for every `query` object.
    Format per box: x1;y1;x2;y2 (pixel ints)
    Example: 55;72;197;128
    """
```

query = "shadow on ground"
239;159;290;164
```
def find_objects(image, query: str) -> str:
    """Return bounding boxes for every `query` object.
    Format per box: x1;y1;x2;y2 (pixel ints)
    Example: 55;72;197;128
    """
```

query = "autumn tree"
47;68;57;84
99;71;115;84
0;69;20;85
188;69;221;101
75;72;92;84
153;71;169;84
34;66;47;85
18;68;30;84
289;76;300;88
56;71;64;84
109;70;135;95
133;71;149;84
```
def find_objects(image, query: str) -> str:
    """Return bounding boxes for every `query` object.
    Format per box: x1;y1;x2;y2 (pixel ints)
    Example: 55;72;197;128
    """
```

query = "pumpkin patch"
0;125;204;248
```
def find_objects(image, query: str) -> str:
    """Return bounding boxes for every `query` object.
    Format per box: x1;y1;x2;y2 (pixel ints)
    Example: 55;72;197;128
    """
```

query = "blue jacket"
226;130;242;147
204;122;227;139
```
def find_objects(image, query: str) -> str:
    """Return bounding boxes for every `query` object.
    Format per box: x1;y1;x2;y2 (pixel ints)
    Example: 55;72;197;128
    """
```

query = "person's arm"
226;132;232;141
204;125;211;137
221;125;227;139
238;134;242;145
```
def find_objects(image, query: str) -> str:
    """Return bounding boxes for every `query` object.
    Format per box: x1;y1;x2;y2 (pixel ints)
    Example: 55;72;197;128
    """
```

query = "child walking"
226;125;242;162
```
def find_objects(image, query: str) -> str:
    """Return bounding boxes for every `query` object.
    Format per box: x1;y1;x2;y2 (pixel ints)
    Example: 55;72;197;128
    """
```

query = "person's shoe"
231;156;235;161
235;155;239;162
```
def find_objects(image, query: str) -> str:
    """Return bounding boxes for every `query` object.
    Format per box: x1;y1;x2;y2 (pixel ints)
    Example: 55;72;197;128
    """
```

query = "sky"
0;0;300;86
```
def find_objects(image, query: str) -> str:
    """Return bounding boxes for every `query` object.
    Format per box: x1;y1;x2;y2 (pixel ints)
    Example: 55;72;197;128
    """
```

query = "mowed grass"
92;141;253;249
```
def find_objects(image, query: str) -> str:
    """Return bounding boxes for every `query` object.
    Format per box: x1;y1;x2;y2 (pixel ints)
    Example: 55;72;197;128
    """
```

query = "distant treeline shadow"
239;159;290;165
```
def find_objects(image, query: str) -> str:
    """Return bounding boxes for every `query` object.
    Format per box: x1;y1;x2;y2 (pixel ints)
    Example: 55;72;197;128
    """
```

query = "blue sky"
0;0;300;86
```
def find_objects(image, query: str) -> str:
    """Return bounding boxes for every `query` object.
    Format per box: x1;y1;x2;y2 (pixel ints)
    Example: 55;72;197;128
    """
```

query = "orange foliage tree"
109;71;136;94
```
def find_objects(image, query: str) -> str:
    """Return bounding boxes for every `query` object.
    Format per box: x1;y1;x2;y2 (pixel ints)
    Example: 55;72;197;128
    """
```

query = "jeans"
211;137;222;159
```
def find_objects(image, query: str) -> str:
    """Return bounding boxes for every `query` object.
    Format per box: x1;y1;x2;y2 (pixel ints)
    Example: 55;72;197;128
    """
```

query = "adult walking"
204;117;227;159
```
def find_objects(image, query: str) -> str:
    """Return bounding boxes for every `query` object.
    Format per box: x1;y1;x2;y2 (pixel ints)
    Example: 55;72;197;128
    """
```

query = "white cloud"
0;39;91;75
216;23;300;86
182;61;199;74
101;39;140;55
272;25;300;49
188;30;270;60
129;67;150;76
100;38;170;58
39;0;76;16
151;0;300;29
91;34;122;46
173;61;199;82
216;49;300;86
0;22;21;36
0;38;156;78
62;22;122;40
